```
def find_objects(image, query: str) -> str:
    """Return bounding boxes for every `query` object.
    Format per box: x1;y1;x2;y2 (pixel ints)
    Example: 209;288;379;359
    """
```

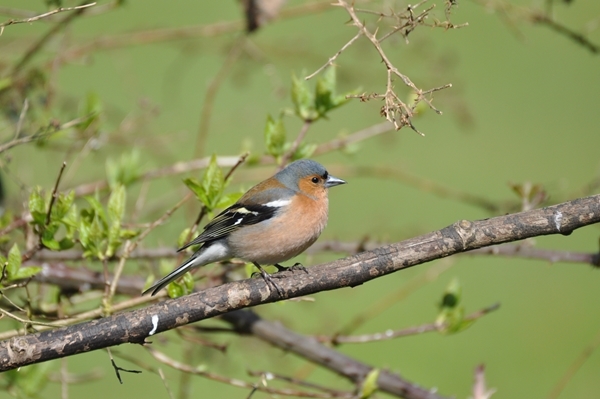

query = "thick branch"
0;194;598;374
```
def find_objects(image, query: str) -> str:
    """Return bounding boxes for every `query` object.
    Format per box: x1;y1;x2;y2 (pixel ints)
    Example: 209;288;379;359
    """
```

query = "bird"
143;159;346;296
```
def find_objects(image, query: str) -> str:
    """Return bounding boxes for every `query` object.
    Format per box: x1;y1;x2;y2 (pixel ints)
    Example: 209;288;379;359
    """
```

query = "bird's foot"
274;262;308;274
252;263;284;297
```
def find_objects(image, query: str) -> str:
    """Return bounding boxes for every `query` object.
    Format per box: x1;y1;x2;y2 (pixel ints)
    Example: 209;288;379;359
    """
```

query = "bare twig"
44;162;67;227
547;327;600;399
147;348;343;398
472;364;496;399
313;121;392;155
532;12;599;54
106;193;193;305
335;261;454;336
0;115;91;155
346;164;501;213
70;155;243;197
195;38;245;157
0;306;57;328
333;0;452;133
10;2;93;76
0;3;96;33
14;99;29;140
57;1;334;63
305;32;363;80
320;303;500;344
278;120;312;169
471;0;599;54
247;370;353;397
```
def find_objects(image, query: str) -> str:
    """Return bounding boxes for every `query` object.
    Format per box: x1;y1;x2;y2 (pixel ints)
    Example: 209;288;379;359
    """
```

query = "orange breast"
226;192;329;265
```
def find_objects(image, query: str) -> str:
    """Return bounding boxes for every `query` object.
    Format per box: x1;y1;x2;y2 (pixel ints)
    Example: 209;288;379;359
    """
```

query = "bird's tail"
143;241;231;296
142;257;197;296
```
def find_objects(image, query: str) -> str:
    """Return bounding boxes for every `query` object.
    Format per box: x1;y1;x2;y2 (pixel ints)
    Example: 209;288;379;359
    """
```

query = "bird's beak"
325;175;346;188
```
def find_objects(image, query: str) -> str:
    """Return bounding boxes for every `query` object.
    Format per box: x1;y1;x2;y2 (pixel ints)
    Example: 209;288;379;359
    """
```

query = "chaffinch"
144;159;346;296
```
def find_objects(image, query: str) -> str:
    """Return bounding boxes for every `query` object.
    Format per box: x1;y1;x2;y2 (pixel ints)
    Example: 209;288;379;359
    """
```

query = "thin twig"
472;364;495;399
305;32;363;80
278;120;312;169
0;115;91;155
322;303;500;344
56;1;334;64
0;2;96;33
334;0;452;133
313;121;393;156
247;370;352;397
158;368;175;399
14;99;29;140
70;155;243;197
0;307;57;328
106;193;193;305
146;347;348;398
44;162;67;227
532;12;599;54
195;38;245;157
547;327;600;399
10;2;93;76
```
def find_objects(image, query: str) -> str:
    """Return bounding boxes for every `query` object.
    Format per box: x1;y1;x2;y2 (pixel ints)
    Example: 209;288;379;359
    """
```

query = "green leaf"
183;177;207;205
360;369;380;399
167;279;186;298
58;237;75;250
77;92;103;131
178;228;192;249
436;278;473;334
79;201;107;260
264;114;287;158
53;190;75;220
182;271;195;291
41;234;61;250
107;185;126;258
0;77;12;91
440;278;462;309
315;67;336;116
106;149;140;189
6;244;21;279
61;204;79;238
216;192;243;210
28;187;47;225
120;229;139;240
201;154;225;210
245;262;257;278
107;185;126;223
314;66;352;118
83;196;108;228
5;362;52;397
291;73;315;121
13;266;42;280
292;142;317;160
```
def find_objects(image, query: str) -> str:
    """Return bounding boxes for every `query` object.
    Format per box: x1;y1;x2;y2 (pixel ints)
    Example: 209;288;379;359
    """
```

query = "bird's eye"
311;176;320;184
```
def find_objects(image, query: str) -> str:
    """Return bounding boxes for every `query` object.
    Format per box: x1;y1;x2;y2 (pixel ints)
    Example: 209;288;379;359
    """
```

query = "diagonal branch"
0;194;598;390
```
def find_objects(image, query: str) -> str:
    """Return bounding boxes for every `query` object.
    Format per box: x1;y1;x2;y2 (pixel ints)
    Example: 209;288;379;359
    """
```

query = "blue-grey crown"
276;159;327;189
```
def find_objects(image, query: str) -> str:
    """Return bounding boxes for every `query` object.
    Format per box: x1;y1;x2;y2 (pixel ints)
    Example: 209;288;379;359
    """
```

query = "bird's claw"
274;262;308;274
252;263;284;297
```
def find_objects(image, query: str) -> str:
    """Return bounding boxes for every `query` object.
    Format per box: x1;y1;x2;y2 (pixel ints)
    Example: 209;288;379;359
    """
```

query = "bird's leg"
274;263;308;273
252;262;283;296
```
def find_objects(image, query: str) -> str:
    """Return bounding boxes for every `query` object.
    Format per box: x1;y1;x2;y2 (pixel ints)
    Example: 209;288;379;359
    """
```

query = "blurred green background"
1;0;599;398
